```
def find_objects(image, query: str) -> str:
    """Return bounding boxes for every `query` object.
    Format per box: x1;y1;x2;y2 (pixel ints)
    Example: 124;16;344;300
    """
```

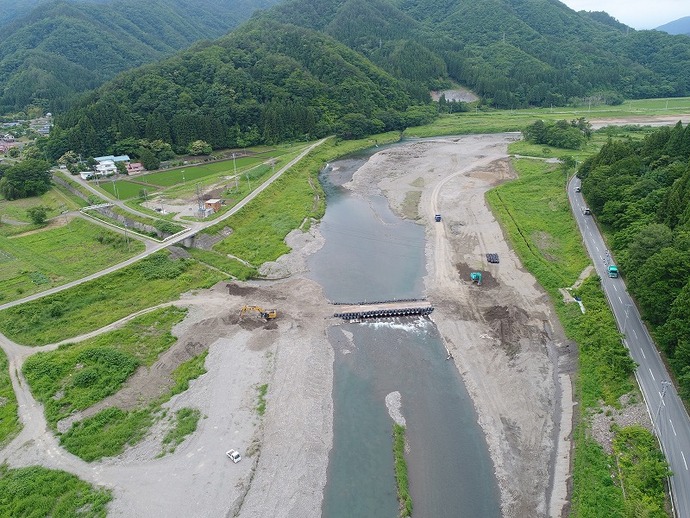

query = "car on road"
226;449;241;463
435;214;442;222
575;186;581;192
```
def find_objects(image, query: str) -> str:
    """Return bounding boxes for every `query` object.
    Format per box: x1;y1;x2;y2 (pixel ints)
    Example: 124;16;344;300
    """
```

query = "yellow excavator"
240;305;277;320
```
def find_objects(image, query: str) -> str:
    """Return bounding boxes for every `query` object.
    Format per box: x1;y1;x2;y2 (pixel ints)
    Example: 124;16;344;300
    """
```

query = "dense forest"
41;19;433;160
39;0;690;157
0;0;280;114
264;0;690;107
578;122;690;400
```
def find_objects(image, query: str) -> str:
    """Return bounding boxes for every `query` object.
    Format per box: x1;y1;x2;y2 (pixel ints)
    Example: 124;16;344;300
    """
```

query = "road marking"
658;391;666;407
632;329;638;339
613;285;618;292
640;348;646;359
649;368;656;381
618;296;623;304
682;451;688;471
670;419;677;436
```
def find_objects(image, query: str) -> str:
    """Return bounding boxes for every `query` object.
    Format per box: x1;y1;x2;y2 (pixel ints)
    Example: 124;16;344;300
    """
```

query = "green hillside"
263;0;690;107
0;0;280;114
43;19;427;159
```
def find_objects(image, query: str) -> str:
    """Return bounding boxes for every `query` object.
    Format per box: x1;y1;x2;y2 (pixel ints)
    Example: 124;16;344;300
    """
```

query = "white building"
95;160;117;177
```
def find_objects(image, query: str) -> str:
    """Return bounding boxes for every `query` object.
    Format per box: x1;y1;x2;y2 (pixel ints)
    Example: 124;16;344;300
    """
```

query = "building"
95;160;117;177
94;154;130;164
204;199;222;212
126;162;144;174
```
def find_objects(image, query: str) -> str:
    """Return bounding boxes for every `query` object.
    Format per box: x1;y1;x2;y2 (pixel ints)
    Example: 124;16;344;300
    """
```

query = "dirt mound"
455;262;499;288
225;283;258;296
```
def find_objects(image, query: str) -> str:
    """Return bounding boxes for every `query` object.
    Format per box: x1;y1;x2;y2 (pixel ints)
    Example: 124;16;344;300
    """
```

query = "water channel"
310;152;500;517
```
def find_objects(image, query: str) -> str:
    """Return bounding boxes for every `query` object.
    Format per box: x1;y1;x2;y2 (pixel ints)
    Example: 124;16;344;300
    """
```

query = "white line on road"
682;451;688;471
633;329;638;339
618;296;623;304
640;348;646;359
613;285;618;292
658;391;666;407
650;368;656;381
670;419;677;436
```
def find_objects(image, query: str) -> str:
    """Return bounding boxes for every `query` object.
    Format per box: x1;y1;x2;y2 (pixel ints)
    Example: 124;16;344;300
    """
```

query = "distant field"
406;97;690;138
140;156;265;187
99;180;156;200
0;217;145;303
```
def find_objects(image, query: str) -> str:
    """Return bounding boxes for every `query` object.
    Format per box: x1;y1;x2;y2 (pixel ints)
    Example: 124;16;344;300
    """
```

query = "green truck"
608;265;619;278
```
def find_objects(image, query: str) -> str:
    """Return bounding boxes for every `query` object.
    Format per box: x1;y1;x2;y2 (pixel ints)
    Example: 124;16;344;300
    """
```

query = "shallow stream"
310;152;500;517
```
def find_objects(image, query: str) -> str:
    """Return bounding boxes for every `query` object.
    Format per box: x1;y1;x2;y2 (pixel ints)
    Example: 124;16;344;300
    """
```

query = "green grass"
0;252;224;346
186;247;256;280
0;187;79;223
487;159;590;295
0;217;145;303
0;349;20;447
161;407;201;455
168;350;208;398
139;156;265;187
0;465;112;517
60;407;153;461
256;384;268;416
23;306;187;428
99;179;156;200
83;205;186;238
392;424;412;518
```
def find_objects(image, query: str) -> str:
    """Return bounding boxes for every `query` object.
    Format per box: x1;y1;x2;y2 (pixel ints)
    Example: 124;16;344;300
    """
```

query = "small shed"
205;199;222;212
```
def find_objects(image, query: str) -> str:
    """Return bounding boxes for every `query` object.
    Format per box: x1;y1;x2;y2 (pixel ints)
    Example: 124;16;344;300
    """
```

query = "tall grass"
392;424;412;518
0;348;20;446
0;252;223;346
0;465;111;517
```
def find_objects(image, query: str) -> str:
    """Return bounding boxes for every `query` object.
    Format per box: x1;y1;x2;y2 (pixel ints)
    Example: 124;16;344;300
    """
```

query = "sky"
560;0;689;30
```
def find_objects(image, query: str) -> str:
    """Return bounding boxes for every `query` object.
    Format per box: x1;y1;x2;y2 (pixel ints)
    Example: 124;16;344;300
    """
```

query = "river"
309;153;500;518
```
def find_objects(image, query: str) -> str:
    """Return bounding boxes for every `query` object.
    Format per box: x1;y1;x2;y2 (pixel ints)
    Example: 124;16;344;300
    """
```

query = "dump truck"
608;265;619;278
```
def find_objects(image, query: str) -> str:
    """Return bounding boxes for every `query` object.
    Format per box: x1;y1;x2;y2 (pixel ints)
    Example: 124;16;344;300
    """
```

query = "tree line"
578;122;690;400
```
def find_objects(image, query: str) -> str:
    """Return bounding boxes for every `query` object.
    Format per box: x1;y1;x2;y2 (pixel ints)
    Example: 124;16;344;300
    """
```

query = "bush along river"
310;152;500;518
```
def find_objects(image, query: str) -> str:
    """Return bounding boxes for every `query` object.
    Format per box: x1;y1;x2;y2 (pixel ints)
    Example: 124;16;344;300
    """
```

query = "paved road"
569;176;690;518
0;138;326;312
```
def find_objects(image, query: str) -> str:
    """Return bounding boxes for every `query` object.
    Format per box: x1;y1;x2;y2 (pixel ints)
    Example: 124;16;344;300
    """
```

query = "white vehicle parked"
226;449;241;463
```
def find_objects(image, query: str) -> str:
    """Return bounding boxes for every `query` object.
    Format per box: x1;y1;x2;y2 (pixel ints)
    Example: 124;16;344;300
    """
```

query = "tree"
0;159;52;200
138;148;160;170
26;206;48;224
188;140;212;155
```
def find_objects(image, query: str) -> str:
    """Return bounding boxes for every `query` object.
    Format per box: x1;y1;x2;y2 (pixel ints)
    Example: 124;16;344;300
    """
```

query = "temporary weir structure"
333;299;434;320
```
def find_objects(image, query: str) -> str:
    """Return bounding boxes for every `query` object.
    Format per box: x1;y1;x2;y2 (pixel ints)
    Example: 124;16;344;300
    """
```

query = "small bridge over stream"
333;299;433;320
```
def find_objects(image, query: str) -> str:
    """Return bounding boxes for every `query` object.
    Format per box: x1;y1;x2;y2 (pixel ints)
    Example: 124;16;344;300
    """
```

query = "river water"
310;153;500;518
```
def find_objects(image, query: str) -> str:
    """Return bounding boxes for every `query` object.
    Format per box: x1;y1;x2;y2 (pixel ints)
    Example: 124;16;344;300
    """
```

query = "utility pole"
196;183;204;218
232;152;238;190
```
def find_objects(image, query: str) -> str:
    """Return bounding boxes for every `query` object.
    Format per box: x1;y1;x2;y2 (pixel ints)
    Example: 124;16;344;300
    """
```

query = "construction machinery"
470;272;482;285
240;305;277;320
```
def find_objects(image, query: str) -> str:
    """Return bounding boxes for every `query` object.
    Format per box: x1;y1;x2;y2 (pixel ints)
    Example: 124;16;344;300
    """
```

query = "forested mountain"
578;123;690;400
262;0;690;107
656;16;690;36
0;0;280;114
42;19;431;159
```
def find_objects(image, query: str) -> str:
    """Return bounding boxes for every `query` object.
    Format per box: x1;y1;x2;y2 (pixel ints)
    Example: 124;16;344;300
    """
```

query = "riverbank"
344;134;574;516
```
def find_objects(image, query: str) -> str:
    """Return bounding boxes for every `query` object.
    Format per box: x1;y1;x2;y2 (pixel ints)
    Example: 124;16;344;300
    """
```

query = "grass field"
406;97;690;139
0;465;112;517
0;252;224;346
0;187;80;223
139;156;265;187
0;348;20;446
0;217;145;303
99;179;156;200
23;306;187;428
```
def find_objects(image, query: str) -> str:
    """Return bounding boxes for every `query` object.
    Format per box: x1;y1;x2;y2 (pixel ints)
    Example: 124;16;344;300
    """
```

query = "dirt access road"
2;133;575;517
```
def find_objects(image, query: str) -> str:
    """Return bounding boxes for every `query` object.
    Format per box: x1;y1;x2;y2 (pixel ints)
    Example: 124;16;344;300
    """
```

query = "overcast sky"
560;0;688;29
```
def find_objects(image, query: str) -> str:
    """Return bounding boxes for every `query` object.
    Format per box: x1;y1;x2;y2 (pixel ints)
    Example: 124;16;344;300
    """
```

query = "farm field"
0;217;145;303
99;179;156;200
0;186;80;223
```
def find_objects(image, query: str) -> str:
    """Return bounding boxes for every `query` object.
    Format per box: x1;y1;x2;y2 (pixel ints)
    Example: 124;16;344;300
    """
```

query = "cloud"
560;0;689;29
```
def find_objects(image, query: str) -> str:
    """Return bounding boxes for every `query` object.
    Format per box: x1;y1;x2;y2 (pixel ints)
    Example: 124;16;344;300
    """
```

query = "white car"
226;449;241;463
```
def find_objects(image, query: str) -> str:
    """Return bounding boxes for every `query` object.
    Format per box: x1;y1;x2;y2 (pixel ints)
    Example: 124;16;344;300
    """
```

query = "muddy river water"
309;154;500;517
